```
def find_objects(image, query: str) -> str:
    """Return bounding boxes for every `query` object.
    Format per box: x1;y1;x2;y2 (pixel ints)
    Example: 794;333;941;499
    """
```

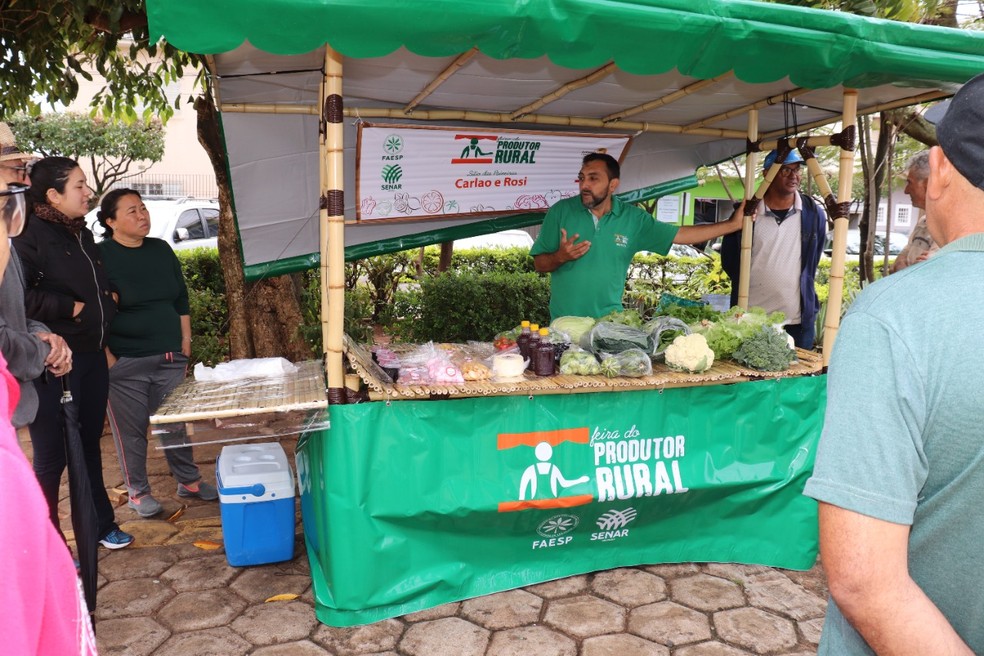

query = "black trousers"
29;350;118;540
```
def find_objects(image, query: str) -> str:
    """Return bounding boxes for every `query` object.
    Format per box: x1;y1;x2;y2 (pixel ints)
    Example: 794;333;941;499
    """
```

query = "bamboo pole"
602;73;732;122
760;89;946;140
684;88;808;130
821;89;857;365
404;48;479;113
217;103;748;138
322;47;347;403
511;63;618;119
737;110;759;310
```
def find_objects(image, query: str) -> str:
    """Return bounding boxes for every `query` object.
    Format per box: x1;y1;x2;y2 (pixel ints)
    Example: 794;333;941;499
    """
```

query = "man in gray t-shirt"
803;74;984;655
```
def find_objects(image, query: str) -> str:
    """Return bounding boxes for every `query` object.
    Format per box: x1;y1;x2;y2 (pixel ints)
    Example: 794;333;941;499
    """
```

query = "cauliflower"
664;333;715;373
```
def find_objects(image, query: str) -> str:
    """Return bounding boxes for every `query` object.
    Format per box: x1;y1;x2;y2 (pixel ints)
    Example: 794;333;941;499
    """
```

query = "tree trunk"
194;90;312;361
886;108;938;147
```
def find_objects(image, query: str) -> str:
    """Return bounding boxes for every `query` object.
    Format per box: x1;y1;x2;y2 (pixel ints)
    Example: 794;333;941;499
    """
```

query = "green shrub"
177;249;228;366
391;271;550;343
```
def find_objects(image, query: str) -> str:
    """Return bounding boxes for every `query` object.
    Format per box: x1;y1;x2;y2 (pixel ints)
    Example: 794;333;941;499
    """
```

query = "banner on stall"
297;375;826;627
356;123;632;221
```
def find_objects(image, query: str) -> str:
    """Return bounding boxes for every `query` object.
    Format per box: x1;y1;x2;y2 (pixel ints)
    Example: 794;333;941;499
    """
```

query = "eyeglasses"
0;184;28;237
0;164;29;180
777;166;803;178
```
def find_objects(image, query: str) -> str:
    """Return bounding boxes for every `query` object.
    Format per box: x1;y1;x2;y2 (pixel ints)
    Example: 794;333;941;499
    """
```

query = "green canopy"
145;0;984;279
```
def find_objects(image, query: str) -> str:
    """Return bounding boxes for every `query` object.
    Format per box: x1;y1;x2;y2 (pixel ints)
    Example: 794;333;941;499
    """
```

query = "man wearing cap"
890;150;937;273
0;122;72;427
719;149;826;349
803;72;984;654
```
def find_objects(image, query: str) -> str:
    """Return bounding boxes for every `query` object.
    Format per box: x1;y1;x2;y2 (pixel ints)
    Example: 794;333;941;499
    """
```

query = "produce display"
366;301;801;385
664;333;715;373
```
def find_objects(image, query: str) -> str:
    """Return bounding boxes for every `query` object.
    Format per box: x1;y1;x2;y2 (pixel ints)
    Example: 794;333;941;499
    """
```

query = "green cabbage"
550;316;596;346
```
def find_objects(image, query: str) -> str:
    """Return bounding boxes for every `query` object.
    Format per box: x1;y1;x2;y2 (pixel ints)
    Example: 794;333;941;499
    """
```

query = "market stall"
147;0;984;627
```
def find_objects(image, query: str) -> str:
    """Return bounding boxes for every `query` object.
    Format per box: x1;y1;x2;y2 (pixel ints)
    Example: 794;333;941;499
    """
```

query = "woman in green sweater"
97;189;217;518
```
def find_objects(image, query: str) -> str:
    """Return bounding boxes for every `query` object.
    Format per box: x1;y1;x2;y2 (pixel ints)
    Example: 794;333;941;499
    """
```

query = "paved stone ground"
25;431;829;655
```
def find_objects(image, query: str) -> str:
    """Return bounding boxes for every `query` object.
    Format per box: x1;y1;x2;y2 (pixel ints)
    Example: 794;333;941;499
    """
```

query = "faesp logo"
532;513;579;550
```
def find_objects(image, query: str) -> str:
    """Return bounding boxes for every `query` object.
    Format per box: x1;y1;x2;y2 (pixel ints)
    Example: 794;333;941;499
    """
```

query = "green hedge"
176;247;884;358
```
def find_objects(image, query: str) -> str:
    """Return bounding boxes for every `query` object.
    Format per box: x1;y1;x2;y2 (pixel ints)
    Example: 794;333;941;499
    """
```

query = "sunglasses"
0;184;28;237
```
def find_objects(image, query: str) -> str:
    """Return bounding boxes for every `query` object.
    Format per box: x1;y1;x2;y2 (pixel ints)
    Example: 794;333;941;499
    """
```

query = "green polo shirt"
531;196;677;319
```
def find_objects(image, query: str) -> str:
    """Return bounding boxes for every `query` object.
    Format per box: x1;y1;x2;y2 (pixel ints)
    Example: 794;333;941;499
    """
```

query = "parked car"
85;197;220;251
453;229;534;250
823;229;908;258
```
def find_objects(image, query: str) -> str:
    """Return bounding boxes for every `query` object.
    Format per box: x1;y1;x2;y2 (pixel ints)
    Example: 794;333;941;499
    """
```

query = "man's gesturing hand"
558;228;590;262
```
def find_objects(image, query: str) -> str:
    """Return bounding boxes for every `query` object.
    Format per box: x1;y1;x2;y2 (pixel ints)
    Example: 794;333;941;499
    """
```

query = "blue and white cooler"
216;442;296;566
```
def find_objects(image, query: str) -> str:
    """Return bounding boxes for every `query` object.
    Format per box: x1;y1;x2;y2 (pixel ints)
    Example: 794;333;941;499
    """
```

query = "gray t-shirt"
804;233;984;654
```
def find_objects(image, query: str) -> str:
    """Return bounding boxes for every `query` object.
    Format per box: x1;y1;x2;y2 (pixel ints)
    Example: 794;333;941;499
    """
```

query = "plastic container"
516;321;532;362
216;442;296;566
527;324;541;370
534;328;556;376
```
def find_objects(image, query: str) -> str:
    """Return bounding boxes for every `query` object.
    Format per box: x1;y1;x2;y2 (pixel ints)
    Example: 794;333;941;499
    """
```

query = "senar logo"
591;507;637;542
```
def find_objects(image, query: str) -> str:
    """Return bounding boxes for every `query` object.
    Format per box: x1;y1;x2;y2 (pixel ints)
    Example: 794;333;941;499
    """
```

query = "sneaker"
177;480;218;501
99;528;134;550
128;494;163;518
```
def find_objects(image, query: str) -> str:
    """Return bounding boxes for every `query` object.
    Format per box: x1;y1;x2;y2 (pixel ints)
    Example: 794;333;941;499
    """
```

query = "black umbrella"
61;376;98;615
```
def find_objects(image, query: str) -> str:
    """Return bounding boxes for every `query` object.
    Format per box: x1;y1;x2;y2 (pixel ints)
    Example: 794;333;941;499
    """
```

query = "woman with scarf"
13;157;133;550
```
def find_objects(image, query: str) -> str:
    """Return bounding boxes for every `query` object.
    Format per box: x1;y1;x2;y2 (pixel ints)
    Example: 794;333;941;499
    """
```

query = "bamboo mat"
150;360;328;425
345;337;823;400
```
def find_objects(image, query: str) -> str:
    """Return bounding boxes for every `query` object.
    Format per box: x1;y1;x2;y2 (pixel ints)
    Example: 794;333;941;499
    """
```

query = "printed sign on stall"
356;123;632;221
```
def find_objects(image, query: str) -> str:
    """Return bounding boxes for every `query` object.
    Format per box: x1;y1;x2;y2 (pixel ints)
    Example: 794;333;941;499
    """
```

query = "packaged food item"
461;361;492;381
598;348;653;378
491;353;527;379
533;328;555;376
588;322;650;354
559;349;602;375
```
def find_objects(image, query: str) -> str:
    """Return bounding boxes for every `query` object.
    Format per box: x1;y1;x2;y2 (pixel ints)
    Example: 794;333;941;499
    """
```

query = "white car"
86;197;220;251
453;228;534;250
823;229;908;259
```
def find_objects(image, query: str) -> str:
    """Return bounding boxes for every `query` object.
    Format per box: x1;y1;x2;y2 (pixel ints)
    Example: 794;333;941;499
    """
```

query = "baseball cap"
928;72;984;191
763;149;804;169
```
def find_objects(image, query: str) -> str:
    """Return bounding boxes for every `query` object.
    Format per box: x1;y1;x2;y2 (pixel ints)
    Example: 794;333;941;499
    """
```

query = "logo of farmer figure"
497;428;593;513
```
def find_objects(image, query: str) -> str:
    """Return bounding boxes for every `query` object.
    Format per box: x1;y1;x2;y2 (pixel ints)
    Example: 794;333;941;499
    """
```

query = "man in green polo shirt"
531;153;744;319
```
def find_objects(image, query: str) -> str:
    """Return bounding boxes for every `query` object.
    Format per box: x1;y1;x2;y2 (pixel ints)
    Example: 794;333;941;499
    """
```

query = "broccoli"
732;326;797;372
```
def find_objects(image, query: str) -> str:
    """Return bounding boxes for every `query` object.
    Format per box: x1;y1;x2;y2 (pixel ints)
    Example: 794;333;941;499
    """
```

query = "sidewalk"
29;429;828;655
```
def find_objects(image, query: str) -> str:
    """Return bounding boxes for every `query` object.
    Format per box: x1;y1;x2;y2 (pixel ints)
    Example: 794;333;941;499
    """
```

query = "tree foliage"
7;112;165;203
0;1;199;121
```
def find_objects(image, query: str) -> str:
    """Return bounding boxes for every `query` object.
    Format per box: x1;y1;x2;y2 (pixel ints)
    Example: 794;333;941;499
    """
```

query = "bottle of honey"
534;328;555;376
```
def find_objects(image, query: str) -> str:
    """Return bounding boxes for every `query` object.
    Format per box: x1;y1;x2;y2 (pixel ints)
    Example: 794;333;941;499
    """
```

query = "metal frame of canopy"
146;0;984;399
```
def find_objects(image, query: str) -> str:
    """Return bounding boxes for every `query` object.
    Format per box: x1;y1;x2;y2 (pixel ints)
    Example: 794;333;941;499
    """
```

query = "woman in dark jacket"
13;157;133;549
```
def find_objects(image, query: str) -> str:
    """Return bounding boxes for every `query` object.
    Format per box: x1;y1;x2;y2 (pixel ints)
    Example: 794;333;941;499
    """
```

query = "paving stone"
313;618;404;655
159;555;240;592
674;641;754;656
98;544;180;581
399;617;490;656
95;578;176;620
582;632;670;656
153;627;252;656
543;594;626;638
231;600;317;645
114;519;179;547
700;563;771;587
163;522;225;545
95;617;170;656
404;601;460;622
798;616;825;644
487;625;576;656
228;563;313;602
744;574;827;621
157;588;249;632
526;574;589;598
628;601;711;646
642;563;701;578
669;574;745;612
251;640;332;655
461;589;542;629
781;561;828;599
713;607;798;654
591;568;667;607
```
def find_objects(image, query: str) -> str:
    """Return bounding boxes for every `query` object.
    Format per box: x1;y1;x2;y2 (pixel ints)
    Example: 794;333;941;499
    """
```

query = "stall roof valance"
146;0;984;279
150;0;983;88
